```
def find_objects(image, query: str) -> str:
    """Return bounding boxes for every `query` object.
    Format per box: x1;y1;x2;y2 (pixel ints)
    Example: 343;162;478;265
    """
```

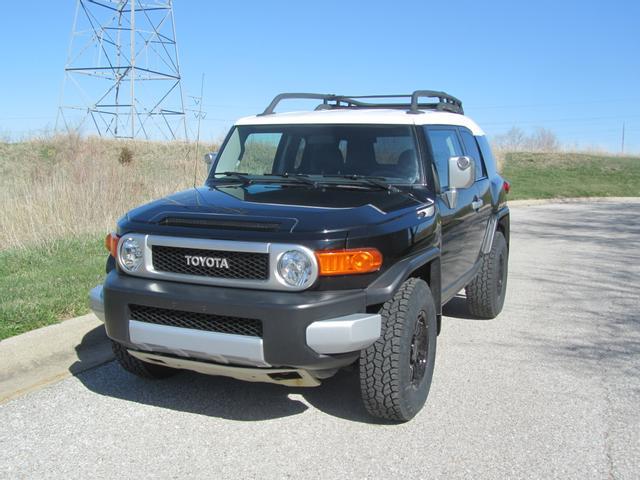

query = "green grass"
0;235;105;340
502;152;640;200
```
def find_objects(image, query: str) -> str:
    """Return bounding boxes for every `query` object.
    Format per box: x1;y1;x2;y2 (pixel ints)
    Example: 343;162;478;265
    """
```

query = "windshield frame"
206;123;427;188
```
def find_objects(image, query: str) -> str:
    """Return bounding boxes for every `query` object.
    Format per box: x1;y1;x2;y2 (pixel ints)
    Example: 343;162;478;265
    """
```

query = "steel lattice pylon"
57;0;187;140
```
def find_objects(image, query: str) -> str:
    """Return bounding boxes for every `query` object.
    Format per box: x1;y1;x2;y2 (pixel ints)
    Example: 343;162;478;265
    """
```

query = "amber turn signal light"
105;232;120;259
315;248;383;276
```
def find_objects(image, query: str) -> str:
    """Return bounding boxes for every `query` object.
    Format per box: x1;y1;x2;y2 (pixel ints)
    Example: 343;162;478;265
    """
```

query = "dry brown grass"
0;133;217;250
1;133;634;250
491;147;507;172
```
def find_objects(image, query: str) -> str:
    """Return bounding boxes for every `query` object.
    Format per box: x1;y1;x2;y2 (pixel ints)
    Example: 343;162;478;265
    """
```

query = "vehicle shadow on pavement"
68;325;113;376
442;294;493;321
72;331;383;424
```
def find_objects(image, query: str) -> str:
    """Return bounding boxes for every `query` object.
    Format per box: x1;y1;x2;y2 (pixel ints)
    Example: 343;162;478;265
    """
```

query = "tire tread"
111;340;176;379
466;231;507;318
359;278;433;421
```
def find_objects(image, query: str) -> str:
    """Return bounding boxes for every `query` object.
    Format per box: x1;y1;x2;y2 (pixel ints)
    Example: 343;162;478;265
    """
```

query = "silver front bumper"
305;313;381;354
129;320;269;367
126;312;381;367
89;285;105;322
89;283;381;367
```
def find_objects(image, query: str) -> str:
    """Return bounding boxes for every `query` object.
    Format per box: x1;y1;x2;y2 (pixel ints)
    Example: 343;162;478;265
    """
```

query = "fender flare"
365;247;441;309
481;206;510;254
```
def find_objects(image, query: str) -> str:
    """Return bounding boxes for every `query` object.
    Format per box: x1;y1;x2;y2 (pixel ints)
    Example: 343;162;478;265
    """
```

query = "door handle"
471;198;483;210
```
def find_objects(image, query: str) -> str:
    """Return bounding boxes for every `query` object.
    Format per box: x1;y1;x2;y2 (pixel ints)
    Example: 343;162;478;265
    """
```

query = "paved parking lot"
1;201;639;479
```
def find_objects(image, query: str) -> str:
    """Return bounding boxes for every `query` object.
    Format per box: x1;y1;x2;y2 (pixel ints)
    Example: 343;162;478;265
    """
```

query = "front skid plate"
128;350;321;387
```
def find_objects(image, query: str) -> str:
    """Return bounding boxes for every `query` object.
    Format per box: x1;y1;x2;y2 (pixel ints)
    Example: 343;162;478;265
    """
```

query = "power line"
481;114;640;127
468;97;640;110
0;116;57;120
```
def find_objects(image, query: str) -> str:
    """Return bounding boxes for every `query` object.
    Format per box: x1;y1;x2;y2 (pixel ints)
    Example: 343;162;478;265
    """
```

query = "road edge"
0;313;113;404
508;196;640;206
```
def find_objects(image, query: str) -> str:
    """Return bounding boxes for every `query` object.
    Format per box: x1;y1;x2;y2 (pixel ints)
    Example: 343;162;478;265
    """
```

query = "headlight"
119;236;143;271
277;250;314;287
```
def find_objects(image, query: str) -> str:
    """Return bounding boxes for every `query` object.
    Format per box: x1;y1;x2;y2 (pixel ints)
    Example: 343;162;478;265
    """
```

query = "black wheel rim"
409;311;429;387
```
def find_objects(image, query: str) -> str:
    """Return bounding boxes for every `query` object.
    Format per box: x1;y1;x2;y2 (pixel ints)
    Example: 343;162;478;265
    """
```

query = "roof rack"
259;90;463;116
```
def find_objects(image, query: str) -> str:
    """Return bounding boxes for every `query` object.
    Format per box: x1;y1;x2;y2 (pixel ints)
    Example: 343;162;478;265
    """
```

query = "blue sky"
1;0;639;152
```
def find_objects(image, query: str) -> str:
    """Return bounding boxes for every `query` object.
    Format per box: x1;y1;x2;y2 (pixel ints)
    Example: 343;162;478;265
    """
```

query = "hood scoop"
158;216;281;232
157;215;287;232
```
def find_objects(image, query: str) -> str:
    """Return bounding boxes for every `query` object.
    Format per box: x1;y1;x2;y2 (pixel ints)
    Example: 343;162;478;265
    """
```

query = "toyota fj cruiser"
90;91;510;422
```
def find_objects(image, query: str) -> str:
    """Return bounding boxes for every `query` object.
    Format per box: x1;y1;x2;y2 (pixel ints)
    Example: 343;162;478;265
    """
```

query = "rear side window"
459;129;487;180
425;128;464;189
476;135;497;176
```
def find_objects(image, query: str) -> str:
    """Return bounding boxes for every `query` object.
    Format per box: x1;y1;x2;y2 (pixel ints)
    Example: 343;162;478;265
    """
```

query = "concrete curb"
508;196;640;206
0;313;113;404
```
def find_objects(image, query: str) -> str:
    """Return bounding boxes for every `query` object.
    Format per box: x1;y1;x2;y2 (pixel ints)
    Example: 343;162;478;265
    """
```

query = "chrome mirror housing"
444;156;475;208
204;152;218;171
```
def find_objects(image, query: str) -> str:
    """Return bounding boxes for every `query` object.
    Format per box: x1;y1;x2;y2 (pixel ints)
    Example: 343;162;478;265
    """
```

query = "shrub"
118;146;134;166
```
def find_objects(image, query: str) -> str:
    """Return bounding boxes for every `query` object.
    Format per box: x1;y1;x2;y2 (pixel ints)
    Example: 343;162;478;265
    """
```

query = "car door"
424;127;480;297
459;128;492;263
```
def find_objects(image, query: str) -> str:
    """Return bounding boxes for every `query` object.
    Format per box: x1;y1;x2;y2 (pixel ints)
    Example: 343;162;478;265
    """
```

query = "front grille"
151;245;269;280
130;304;263;337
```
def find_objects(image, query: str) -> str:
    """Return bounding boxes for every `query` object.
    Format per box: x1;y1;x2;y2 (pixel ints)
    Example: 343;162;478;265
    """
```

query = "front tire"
359;278;437;422
466;230;508;319
111;340;177;379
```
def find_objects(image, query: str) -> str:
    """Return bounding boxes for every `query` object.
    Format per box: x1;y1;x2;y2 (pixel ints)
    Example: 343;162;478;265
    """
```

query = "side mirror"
204;152;217;171
444;156;475;208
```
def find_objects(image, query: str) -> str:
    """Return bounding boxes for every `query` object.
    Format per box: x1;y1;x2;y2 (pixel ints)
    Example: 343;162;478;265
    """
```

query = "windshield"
208;124;421;185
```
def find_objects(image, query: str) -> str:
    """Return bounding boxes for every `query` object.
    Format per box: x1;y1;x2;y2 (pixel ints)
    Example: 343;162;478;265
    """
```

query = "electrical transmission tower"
57;0;187;140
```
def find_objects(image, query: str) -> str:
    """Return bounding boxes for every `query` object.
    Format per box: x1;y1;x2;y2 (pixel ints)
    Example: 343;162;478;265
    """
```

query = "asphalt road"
1;201;639;479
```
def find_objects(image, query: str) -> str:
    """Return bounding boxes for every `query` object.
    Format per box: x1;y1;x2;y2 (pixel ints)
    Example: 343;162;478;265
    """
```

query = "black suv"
90;91;510;422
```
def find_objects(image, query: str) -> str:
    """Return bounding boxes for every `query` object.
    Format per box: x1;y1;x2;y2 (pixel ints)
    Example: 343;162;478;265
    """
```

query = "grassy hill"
501;151;640;200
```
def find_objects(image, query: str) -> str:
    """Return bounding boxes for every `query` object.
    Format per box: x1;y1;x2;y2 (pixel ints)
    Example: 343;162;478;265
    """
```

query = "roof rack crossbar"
410;90;463;114
259;93;340;116
259;90;464;116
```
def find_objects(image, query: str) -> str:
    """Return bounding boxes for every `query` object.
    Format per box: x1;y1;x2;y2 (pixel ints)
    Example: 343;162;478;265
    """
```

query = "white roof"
235;108;485;135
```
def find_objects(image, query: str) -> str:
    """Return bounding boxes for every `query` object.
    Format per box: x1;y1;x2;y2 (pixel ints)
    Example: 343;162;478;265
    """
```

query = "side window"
459;129;487;180
425;128;464;190
476;135;497;176
293;137;306;169
240;132;283;174
215;128;242;172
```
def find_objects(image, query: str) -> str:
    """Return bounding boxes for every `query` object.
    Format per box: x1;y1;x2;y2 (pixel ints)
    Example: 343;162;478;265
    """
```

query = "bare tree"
526;127;560;152
493;126;560;152
493;127;527;151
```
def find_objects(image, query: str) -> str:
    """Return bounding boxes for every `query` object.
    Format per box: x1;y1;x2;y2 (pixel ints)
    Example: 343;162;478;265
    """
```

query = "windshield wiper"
320;174;399;192
261;172;319;188
209;171;252;185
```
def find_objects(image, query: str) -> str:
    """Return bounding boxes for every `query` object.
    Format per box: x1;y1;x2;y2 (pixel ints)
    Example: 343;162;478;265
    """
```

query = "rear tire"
466;231;508;319
111;340;177;379
359;278;437;422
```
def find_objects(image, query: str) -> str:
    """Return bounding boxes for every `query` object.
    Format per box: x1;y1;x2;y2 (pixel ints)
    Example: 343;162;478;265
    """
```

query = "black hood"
124;184;426;235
